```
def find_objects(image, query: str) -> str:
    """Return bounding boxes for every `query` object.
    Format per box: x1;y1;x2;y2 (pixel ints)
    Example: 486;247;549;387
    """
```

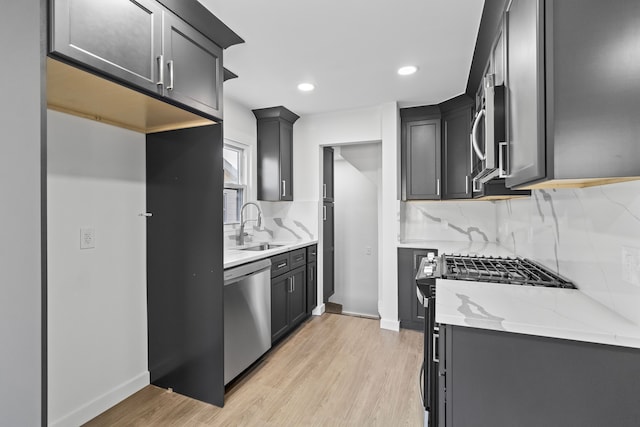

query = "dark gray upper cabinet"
401;106;442;201
505;0;640;189
441;98;474;200
505;0;545;188
50;0;164;93
253;106;299;201
323;147;334;202
162;13;223;119
50;0;242;121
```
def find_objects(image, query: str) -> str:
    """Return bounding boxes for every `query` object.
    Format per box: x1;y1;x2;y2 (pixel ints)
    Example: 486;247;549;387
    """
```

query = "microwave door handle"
471;109;486;161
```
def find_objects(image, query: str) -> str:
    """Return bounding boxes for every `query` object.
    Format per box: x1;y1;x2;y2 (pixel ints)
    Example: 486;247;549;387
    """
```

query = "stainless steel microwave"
471;74;508;186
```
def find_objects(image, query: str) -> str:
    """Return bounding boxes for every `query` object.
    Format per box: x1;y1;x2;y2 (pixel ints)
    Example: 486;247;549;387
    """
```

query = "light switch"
80;227;96;249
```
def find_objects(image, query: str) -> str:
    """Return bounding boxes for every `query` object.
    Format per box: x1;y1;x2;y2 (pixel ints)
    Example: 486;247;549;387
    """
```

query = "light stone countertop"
400;240;640;349
436;278;640;349
224;239;318;270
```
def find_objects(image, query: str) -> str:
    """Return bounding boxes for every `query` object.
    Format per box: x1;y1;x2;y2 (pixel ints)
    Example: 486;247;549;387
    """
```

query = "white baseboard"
49;371;149;427
312;303;326;316
379;318;400;332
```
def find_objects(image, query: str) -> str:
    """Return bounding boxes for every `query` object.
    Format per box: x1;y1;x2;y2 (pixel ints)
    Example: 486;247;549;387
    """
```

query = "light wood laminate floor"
85;313;424;426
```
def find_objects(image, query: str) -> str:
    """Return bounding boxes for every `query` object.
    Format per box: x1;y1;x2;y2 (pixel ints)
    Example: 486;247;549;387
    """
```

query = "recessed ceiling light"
398;66;418;76
298;83;315;92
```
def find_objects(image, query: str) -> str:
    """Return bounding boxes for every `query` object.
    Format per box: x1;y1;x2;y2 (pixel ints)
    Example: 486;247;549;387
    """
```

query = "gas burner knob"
423;265;434;276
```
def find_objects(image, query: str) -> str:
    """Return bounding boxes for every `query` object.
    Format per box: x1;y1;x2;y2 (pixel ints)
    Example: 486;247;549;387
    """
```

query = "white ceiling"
198;0;485;116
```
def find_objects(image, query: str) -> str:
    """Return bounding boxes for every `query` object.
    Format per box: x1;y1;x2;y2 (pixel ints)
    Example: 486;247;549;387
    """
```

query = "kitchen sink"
239;243;285;251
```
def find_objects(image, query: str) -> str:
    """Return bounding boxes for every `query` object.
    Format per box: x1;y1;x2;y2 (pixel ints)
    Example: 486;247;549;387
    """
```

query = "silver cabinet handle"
323;183;327;199
156;55;164;86
436;178;441;196
323;205;327;221
433;328;440;363
292;276;295;292
277;262;287;269
282;180;286;197
167;60;174;91
498;141;508;178
471;109;486;160
465;175;469;194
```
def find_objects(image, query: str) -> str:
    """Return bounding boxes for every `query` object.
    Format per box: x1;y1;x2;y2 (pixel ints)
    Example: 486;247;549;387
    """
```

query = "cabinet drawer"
290;248;306;270
270;253;290;278
306;244;317;262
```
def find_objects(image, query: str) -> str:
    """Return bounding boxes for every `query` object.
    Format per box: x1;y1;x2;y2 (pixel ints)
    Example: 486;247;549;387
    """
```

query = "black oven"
415;254;438;427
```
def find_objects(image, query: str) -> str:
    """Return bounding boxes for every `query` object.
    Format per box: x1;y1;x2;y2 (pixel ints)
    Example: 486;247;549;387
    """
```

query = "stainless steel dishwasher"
223;258;272;385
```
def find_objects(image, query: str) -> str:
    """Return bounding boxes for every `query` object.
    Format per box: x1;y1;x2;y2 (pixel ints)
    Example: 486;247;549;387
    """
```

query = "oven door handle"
432;327;440;363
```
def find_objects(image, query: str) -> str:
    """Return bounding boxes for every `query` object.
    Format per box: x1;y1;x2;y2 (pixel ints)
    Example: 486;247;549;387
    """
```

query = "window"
223;142;247;224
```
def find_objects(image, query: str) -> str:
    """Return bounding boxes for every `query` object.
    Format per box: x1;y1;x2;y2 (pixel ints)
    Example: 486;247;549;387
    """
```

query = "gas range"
417;253;575;289
414;253;574;427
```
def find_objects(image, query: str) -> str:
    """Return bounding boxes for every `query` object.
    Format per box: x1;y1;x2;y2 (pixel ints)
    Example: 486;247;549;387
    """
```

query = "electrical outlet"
365;246;372;255
80;227;95;249
621;246;640;286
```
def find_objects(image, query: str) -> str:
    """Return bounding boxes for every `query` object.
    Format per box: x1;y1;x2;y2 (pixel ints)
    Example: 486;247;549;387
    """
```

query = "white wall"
496;181;640;325
332;144;381;317
0;2;44;425
294;106;385;317
47;111;148;426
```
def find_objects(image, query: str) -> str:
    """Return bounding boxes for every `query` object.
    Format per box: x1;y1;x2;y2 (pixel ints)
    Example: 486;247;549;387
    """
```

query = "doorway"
323;142;381;318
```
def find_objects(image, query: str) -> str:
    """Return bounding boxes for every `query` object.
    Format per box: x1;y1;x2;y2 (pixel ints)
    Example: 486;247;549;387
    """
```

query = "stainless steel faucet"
238;202;262;246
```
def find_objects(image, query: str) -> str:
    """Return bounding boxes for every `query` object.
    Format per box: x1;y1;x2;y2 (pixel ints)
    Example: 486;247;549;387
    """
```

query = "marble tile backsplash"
224;201;318;249
400;200;497;243
496;180;640;325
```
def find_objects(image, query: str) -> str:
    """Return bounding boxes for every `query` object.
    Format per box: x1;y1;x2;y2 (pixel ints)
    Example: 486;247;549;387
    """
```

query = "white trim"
379;318;400;332
49;371;149;427
312;303;326;316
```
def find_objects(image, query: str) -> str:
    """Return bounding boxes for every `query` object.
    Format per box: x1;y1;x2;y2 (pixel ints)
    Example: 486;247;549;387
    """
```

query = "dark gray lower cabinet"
270;249;308;343
398;248;437;330
306;260;317;314
439;325;640;427
146;124;224;407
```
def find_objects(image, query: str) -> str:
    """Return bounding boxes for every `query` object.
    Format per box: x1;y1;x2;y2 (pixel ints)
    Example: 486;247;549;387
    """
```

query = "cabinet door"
279;121;294;201
323;147;334;202
51;0;163;93
402;119;441;200
398;248;437;330
307;261;317;314
505;0;546;188
163;12;223;120
257;118;282;201
442;107;473;199
322;202;335;303
289;267;307;327
271;274;290;343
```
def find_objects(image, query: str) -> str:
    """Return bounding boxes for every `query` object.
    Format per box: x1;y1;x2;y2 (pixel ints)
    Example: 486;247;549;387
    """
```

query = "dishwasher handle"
224;259;272;285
